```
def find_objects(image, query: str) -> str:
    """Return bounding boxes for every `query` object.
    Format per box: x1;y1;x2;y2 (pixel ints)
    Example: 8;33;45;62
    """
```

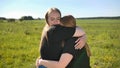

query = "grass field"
0;19;120;68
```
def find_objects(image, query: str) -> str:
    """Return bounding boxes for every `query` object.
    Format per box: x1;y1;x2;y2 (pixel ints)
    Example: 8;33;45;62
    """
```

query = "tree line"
0;16;41;22
76;16;120;19
0;16;120;22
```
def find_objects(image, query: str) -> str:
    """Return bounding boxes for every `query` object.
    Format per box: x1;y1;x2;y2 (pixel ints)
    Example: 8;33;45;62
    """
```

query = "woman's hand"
75;35;86;49
36;58;42;67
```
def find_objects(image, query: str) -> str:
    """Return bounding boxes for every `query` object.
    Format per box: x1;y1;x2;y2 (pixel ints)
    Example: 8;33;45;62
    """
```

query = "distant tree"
7;18;16;22
19;16;34;21
20;16;28;20
27;16;34;20
37;17;41;20
0;17;6;20
19;19;23;21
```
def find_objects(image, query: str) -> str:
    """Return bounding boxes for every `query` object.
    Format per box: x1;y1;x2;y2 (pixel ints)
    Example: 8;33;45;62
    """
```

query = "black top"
63;37;90;68
40;25;75;61
40;25;90;68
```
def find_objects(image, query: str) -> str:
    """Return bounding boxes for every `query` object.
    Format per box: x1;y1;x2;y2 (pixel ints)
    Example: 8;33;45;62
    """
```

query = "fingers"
75;40;85;50
75;36;86;50
75;37;81;49
75;37;81;43
75;42;82;49
75;41;81;49
75;43;85;50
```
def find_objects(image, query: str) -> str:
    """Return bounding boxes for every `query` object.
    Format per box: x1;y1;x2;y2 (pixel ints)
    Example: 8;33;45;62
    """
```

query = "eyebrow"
49;17;60;19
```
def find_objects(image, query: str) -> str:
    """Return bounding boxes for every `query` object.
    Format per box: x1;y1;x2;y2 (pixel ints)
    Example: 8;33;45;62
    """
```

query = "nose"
54;19;59;24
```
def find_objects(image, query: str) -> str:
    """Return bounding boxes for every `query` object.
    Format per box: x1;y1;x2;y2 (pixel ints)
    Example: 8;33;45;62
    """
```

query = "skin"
36;53;73;68
47;11;61;26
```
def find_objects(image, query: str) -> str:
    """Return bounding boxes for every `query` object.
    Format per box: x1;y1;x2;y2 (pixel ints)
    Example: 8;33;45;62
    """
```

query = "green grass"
76;19;120;68
0;19;120;68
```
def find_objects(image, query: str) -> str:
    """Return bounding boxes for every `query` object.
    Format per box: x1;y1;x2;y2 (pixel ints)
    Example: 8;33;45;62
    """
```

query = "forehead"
48;11;60;17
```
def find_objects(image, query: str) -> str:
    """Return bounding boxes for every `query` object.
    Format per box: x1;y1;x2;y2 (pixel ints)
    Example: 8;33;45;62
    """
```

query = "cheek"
48;21;54;26
49;21;56;25
55;20;60;25
48;20;60;25
57;21;60;24
48;20;52;24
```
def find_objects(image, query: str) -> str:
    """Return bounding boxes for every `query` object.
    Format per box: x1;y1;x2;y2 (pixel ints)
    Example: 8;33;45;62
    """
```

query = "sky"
0;0;120;19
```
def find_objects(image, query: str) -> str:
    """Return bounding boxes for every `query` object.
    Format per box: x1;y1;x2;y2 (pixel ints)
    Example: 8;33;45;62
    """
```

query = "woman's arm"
73;26;87;49
75;34;86;49
73;26;86;37
37;53;73;68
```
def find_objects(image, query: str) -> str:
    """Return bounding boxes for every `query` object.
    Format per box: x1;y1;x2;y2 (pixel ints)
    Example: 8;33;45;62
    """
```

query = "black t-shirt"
40;25;75;61
40;25;90;68
63;37;90;68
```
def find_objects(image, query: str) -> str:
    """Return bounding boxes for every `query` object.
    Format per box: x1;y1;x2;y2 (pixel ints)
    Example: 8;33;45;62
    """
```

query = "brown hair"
45;8;61;25
60;15;76;47
60;15;76;27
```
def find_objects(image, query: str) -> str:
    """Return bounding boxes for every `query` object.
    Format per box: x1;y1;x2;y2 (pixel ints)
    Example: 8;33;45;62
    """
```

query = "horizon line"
0;16;120;19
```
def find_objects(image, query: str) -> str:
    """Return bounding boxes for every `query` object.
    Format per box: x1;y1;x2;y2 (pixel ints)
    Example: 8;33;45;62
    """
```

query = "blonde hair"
39;24;48;48
85;43;92;57
45;7;61;25
39;8;61;50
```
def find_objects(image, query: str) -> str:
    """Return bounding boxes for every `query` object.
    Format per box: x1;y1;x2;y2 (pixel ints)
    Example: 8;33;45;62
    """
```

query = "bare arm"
75;34;87;49
37;53;73;68
73;26;87;49
73;26;86;37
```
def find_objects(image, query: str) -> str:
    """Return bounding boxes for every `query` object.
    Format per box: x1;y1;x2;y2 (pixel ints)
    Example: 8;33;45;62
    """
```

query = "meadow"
0;19;120;68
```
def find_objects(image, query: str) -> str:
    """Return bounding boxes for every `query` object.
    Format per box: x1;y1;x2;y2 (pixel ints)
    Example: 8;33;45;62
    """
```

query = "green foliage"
76;19;120;68
0;19;120;68
0;20;45;68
